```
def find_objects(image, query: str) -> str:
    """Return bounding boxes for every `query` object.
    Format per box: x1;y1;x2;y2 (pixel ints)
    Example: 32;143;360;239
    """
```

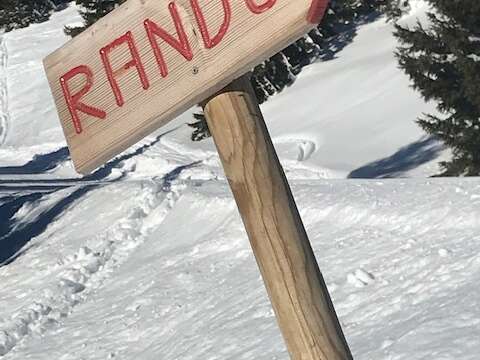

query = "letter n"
144;2;194;78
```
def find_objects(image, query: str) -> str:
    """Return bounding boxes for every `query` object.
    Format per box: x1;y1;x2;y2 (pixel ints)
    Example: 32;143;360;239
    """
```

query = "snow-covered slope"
1;3;479;359
0;2;447;179
2;179;480;359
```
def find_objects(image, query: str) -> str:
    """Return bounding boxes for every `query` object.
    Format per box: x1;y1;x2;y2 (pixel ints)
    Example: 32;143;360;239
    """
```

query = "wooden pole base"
202;74;353;360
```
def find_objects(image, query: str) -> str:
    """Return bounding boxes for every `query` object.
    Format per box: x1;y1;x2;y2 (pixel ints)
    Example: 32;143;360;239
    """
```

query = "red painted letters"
307;0;328;24
60;65;106;134
190;0;231;49
60;0;287;135
144;2;193;78
100;31;149;107
245;0;277;14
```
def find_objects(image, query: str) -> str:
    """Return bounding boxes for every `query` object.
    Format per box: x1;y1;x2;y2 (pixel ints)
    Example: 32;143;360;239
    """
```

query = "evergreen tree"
251;63;276;104
0;0;65;32
378;0;410;20
265;53;295;92
395;0;480;175
65;0;126;36
188;113;211;142
283;38;320;75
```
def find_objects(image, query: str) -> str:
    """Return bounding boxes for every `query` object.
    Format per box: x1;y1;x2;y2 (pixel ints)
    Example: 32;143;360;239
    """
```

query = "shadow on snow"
0;186;94;266
0;128;198;266
348;137;445;179
317;12;381;63
0;147;70;175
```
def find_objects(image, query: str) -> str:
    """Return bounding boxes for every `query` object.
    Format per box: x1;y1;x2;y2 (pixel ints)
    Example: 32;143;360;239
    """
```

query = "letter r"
60;65;107;135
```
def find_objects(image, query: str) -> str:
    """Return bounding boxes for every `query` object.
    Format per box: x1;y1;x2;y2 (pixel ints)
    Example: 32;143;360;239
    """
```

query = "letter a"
100;31;149;107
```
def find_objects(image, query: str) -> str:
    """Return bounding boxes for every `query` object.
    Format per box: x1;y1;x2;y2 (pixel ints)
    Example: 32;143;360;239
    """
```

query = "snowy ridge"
0;35;9;145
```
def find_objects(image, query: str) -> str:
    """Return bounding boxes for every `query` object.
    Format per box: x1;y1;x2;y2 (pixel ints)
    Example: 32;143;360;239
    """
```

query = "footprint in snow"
272;138;317;162
347;269;375;288
297;141;316;162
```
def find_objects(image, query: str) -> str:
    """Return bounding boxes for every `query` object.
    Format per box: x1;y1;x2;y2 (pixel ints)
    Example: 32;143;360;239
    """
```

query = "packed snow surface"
2;178;480;359
1;3;479;359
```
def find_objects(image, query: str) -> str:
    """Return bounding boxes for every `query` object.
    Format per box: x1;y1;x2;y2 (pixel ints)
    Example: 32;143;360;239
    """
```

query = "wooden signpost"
44;0;353;359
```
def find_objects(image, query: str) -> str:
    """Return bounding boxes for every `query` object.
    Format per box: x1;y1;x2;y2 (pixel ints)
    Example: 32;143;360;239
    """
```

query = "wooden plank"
44;0;327;174
203;74;353;359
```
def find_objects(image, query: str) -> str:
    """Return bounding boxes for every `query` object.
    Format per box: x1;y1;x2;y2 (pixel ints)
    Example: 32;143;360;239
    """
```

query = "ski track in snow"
273;137;317;162
269;137;341;179
297;140;316;162
0;179;187;357
0;34;9;145
4;179;478;359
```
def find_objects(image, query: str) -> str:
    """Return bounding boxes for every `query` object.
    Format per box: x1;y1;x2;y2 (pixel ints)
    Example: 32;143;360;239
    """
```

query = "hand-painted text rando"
44;0;327;174
61;0;281;134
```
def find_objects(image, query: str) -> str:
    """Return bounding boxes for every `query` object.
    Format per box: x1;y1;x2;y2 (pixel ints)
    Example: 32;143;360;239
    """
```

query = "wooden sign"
44;1;354;359
44;0;328;174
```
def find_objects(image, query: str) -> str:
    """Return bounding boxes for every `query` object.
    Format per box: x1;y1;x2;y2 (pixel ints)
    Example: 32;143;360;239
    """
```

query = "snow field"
3;179;480;359
0;179;186;356
1;2;480;359
0;3;448;178
0;34;8;146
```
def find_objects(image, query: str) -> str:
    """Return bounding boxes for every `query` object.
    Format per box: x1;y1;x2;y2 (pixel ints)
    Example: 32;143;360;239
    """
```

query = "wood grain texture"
203;74;353;360
44;0;322;174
